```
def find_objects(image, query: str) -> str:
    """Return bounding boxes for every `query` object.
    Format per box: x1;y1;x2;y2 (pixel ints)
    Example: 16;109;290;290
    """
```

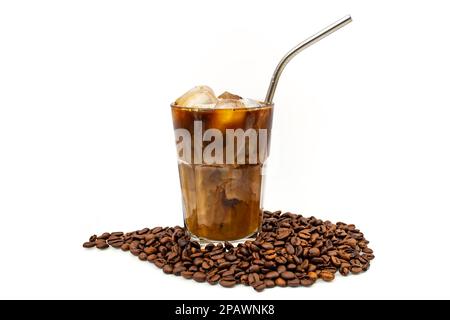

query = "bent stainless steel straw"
265;15;352;104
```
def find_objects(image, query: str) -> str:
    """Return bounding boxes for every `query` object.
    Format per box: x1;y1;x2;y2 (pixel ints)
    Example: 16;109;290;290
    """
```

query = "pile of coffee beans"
83;211;374;291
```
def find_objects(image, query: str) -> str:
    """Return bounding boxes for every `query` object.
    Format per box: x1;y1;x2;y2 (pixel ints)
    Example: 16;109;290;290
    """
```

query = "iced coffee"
171;86;273;242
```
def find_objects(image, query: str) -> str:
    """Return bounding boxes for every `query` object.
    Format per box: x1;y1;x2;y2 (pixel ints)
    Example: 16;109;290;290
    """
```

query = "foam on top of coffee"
174;86;264;109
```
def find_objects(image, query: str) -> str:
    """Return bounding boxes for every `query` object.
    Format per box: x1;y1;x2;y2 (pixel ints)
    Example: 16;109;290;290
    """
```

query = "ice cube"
214;99;246;109
218;91;242;100
240;98;263;108
175;86;218;108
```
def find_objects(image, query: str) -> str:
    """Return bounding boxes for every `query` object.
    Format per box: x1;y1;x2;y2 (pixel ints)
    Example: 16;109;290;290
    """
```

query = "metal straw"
264;15;352;104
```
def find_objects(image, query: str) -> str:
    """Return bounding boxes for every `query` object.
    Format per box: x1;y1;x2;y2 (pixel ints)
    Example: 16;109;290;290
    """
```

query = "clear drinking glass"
171;103;273;243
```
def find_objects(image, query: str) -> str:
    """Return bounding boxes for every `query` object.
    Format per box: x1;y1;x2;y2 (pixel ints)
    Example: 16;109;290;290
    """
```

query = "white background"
1;0;449;300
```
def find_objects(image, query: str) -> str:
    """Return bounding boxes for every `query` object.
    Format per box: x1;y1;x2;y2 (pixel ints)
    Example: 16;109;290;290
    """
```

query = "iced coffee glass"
171;86;273;243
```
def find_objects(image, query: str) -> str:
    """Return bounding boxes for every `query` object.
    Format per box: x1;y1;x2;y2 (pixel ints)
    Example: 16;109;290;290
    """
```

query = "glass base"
187;230;259;247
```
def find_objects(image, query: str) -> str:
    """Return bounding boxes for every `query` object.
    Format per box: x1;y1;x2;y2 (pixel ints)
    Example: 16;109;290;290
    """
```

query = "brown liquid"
171;105;273;241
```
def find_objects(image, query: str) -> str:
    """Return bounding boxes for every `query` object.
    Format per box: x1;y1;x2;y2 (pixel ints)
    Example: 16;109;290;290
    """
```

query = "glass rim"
170;101;274;111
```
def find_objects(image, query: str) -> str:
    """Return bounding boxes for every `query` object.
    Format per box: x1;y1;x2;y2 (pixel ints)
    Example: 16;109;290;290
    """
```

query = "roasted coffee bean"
83;242;96;248
253;282;266;292
160;236;171;244
177;239;188;247
180;271;193;279
320;271;335;281
351;267;363;274
286;264;296;270
276;229;291;240
98;232;110;240
239;247;249;256
150;227;162;234
300;278;314;287
248;265;260;273
173;266;186;274
154;259;165;268
193;257;203;266
309;247;320;257
275;256;287;264
144;247;157;255
308;265;317;273
225;254;237;262
265;271;279;279
275;277;287;287
138;252;147;261
137;228;149;235
211;253;225;260
109;241;124;249
261;243;274;250
331;256;341;267
364;254;375;260
298;232;310;240
222;270;234;278
264;254;277;260
111;232;123;237
95;240;109;249
224;241;233;250
253;259;264;266
131;248;141;256
285;243;295;255
163;265;173;274
287;278;300;287
263;261;276;269
207;274;221;284
311;257;324;264
338;250;352;261
167;252;178;262
277;265;287;273
280;271;296;280
146;254;157;261
363;248;373;254
201;261;211;270
193;272;206;282
247;273;256;285
308;272;318;281
219;279;236;288
264;279;276;288
217;262;231;270
203;243;213;252
340;267;350;276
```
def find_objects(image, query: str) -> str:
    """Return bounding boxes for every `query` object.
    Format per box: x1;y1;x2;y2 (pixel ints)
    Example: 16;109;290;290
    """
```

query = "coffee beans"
280;271;296;280
95;240;109;249
275;277;287;287
163;265;173;274
309;247;320;257
138;253;147;261
83;242;96;248
193;272;207;283
253;282;266;292
287;278;300;287
219;279;236;288
265;271;279;279
83;210;374;292
320;271;335;282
